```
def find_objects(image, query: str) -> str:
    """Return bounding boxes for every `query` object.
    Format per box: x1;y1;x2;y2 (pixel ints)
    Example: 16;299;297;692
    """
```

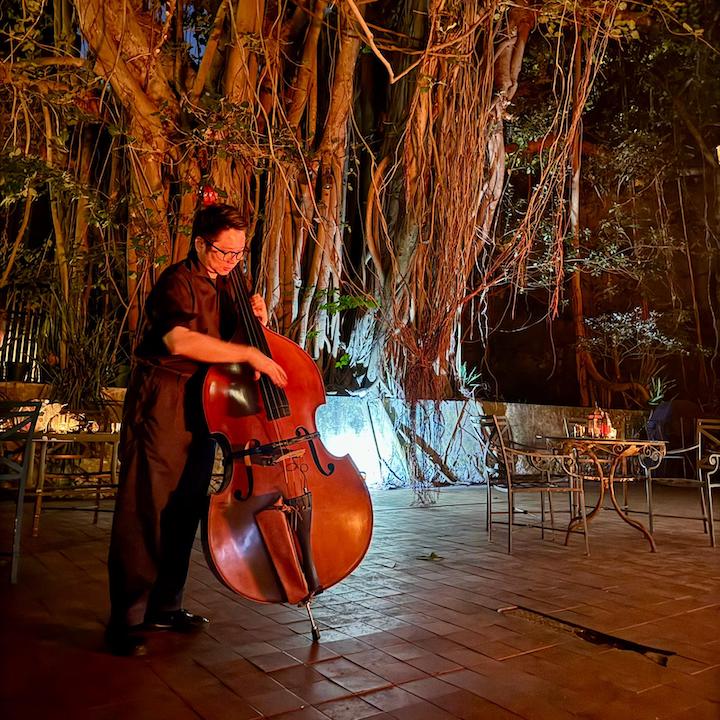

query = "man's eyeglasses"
206;241;247;262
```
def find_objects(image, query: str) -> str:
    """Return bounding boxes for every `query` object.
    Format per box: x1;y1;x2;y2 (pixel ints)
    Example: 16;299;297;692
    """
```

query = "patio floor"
1;483;719;720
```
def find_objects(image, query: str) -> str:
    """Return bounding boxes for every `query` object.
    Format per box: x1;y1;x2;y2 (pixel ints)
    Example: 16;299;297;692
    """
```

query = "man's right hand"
246;348;288;387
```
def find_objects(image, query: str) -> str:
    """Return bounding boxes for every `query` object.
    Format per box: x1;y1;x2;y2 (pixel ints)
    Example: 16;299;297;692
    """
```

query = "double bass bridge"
225;429;336;501
228;432;321;469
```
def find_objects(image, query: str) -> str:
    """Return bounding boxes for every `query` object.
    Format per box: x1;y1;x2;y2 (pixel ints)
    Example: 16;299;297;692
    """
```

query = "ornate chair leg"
705;481;716;548
645;469;654;536
547;490;555;539
486;481;493;541
579;483;590;556
507;489;513;554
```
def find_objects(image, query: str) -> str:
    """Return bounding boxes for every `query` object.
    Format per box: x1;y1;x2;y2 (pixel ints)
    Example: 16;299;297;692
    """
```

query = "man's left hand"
250;294;269;326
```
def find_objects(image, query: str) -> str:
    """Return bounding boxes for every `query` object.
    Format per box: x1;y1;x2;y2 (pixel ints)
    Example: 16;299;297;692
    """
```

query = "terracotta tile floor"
1;483;718;719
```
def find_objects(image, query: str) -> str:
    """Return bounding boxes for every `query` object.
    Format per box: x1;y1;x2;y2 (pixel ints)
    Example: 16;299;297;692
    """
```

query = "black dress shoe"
144;609;209;632
105;624;147;657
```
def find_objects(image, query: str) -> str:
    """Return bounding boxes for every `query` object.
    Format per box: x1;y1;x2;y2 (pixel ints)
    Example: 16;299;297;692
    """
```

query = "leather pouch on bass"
255;500;309;604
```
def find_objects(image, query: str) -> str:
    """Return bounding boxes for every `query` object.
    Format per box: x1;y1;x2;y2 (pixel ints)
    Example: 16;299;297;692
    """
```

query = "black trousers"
108;366;214;628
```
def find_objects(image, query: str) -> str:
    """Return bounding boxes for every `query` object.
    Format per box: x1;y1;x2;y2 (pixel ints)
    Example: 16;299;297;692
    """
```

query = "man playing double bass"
105;203;287;657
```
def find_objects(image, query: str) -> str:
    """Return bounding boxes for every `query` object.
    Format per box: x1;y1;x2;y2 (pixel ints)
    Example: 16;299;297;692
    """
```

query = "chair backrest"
647;400;700;448
475;415;499;466
563;417;587;438
475;415;513;479
697;419;720;462
0;401;42;481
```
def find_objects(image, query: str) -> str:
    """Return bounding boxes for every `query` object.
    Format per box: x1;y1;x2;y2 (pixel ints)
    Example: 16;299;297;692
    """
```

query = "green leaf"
335;353;351;369
416;552;444;561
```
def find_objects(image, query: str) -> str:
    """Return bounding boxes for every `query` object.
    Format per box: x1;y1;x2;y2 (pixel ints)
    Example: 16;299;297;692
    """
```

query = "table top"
31;431;120;442
545;436;668;478
545;436;666;446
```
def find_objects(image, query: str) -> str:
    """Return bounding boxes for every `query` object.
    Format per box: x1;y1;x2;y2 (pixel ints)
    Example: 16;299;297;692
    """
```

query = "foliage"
488;0;719;407
580;307;692;395
456;361;487;399
648;373;676;405
582;308;688;361
334;353;351;370
38;313;124;410
317;292;379;316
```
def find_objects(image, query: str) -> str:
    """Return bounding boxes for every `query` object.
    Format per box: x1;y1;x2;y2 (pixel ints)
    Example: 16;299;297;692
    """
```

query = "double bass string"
228;268;282;416
228;267;299;498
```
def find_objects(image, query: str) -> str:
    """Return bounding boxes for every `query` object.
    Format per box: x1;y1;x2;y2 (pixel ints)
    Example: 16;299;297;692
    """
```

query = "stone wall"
316;398;646;489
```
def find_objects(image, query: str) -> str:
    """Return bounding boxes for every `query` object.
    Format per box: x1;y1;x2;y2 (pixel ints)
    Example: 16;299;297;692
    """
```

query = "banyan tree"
1;1;718;433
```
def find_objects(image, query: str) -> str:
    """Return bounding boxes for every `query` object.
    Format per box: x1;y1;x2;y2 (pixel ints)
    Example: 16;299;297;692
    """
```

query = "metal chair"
29;432;120;537
0;401;42;582
645;418;720;545
476;415;589;555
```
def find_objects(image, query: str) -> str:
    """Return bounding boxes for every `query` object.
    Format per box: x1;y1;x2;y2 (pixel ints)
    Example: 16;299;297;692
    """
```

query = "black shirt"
134;257;236;376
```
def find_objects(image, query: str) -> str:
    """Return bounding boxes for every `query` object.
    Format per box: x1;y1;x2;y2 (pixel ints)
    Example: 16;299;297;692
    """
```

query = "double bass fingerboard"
229;266;291;422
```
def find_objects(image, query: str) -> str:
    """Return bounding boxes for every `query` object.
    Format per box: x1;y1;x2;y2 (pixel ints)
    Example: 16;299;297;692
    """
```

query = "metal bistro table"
547;437;666;551
26;431;120;536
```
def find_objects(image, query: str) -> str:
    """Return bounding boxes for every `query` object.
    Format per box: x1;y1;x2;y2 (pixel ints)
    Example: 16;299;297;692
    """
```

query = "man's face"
196;227;247;277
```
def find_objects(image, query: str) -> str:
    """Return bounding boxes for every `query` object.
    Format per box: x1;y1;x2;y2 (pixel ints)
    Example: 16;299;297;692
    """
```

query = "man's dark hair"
189;204;248;259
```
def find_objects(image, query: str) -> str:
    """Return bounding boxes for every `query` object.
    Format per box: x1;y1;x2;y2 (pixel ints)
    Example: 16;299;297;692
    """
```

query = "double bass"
201;266;373;639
